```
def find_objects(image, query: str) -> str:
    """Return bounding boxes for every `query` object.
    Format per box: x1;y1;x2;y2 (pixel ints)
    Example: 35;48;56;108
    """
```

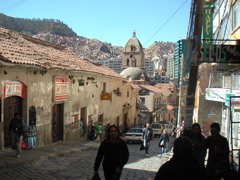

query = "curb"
0;145;99;171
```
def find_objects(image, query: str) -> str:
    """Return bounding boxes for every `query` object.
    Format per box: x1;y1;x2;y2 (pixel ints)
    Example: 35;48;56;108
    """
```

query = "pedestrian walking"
189;123;206;165
154;136;210;180
206;122;230;180
93;125;129;180
159;130;169;155
97;122;103;142
89;123;97;141
142;123;153;156
8;113;26;158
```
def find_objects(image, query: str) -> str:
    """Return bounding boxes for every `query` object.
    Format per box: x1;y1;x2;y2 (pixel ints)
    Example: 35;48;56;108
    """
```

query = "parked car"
125;127;143;144
151;122;163;137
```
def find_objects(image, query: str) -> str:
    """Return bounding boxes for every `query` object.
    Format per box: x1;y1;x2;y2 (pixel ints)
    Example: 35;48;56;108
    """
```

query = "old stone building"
0;27;139;150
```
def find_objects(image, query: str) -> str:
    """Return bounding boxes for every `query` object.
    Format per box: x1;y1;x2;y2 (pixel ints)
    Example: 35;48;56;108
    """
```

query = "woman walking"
93;125;129;180
159;130;170;155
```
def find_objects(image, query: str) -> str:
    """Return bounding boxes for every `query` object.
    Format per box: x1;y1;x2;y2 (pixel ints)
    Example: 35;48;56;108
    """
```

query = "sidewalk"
0;140;100;171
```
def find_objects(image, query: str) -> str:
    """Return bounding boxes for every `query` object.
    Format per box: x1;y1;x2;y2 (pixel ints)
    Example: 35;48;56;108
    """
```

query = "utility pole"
184;0;205;128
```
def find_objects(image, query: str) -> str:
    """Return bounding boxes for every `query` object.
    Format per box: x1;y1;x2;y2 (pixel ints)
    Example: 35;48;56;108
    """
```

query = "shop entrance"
52;104;64;143
4;96;23;147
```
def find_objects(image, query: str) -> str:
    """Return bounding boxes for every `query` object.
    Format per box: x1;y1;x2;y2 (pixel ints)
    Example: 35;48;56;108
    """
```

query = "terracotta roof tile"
0;27;123;79
139;85;163;93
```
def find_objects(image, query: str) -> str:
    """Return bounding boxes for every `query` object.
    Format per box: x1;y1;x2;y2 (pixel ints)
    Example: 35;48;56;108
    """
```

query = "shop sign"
53;76;68;101
200;44;240;63
4;81;26;98
100;93;112;100
205;88;230;102
203;5;213;62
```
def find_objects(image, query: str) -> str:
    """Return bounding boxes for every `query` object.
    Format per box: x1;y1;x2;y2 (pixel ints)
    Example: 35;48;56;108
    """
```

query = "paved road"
0;137;175;180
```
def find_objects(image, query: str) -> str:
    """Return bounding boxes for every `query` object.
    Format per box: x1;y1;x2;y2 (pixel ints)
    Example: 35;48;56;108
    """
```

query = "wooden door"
4;96;22;147
52;104;64;143
80;107;87;135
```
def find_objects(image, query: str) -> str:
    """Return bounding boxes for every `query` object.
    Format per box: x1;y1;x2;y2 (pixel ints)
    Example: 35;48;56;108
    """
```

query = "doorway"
4;96;23;147
52;104;64;143
80;107;87;136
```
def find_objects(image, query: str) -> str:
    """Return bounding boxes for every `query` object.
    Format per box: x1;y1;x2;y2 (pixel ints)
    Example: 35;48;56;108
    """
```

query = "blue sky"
0;0;191;47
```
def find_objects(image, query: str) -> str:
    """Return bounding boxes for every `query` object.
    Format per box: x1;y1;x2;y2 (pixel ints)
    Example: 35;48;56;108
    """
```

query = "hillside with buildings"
0;13;175;62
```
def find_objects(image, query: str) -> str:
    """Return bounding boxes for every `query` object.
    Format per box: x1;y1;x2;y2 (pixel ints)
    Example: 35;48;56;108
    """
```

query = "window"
103;82;106;93
233;1;240;30
233;75;240;90
210;72;223;88
140;97;145;104
72;114;79;129
223;75;231;88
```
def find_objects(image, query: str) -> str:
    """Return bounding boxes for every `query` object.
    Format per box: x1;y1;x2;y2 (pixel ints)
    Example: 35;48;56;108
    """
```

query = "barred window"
210;72;223;88
223;75;231;89
233;75;240;90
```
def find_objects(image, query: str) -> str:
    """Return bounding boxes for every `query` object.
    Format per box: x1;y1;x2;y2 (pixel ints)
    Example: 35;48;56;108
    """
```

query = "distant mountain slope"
0;13;175;61
0;13;77;37
33;33;124;60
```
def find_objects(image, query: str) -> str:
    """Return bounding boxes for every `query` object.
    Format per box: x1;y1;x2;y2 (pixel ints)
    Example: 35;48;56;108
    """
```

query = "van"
151;123;163;137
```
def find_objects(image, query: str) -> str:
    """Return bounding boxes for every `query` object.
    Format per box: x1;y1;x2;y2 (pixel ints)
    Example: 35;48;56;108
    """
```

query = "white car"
151;123;163;137
125;127;143;144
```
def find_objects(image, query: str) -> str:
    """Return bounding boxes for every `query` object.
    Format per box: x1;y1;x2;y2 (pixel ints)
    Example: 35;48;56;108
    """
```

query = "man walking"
142;123;153;156
206;122;230;180
8;113;26;158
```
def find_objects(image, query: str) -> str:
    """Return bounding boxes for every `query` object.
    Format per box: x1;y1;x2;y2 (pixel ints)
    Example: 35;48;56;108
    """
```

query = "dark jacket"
9;118;25;135
142;128;153;141
190;134;207;165
94;138;129;171
159;133;169;147
154;154;211;180
206;134;229;170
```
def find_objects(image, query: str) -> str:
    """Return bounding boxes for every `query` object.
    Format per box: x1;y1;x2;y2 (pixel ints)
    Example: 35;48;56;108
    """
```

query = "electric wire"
0;0;28;13
143;0;188;46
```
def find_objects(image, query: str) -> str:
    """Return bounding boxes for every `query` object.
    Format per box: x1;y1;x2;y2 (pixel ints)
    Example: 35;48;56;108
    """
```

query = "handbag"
91;172;101;180
159;140;164;147
140;142;145;151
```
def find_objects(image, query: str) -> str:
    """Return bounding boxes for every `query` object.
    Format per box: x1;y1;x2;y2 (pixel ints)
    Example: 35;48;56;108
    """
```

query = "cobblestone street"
0;137;175;180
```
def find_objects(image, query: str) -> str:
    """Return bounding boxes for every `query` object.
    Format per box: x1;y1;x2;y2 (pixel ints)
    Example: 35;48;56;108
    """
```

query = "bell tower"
122;31;145;70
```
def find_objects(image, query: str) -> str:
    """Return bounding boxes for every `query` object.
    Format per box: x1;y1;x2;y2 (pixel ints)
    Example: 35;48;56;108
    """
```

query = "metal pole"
229;96;234;170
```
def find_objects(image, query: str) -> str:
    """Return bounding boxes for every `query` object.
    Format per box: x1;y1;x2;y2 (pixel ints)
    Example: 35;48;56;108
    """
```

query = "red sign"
4;81;26;98
54;76;68;101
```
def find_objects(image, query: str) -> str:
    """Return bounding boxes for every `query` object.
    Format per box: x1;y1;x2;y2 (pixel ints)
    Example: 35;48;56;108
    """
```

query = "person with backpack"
8;113;26;158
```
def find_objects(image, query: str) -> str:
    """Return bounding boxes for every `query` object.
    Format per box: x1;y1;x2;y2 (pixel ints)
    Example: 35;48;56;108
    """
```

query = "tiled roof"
154;83;176;96
0;27;123;79
139;85;163;93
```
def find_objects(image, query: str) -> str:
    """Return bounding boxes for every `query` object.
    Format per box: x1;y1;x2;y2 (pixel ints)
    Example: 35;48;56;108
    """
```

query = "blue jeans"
161;143;168;154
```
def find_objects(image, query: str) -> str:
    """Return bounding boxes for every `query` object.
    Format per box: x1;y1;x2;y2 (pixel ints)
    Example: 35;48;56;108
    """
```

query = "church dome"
125;31;143;53
120;67;149;81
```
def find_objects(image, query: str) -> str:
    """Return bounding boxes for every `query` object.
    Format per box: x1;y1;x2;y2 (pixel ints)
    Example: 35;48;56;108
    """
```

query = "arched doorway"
4;96;23;147
3;80;26;148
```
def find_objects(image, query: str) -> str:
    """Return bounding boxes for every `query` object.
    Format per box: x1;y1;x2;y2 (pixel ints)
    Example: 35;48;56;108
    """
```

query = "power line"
0;0;28;12
143;0;188;46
